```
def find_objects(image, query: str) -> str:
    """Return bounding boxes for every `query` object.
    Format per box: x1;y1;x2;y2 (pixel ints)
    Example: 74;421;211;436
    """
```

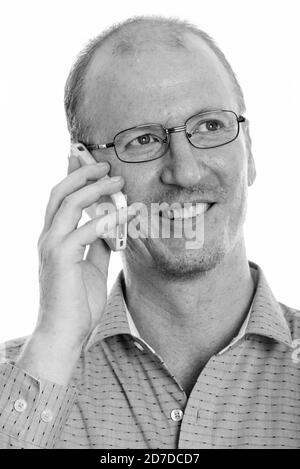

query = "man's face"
82;34;255;277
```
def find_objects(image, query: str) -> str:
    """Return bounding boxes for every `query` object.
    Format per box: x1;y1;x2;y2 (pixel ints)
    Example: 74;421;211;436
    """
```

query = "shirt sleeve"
0;361;77;449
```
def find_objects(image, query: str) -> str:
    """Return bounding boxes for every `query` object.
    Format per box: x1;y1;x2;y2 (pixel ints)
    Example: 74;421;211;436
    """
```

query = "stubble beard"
142;237;227;281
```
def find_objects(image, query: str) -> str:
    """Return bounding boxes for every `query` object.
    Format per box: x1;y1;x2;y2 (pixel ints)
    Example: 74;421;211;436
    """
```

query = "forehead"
82;33;237;136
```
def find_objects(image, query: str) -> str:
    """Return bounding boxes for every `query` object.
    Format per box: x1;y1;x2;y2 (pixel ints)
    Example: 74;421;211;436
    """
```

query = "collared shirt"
124;283;255;355
0;261;299;449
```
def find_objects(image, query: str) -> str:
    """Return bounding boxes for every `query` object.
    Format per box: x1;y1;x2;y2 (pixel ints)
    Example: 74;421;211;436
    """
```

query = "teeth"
163;203;210;220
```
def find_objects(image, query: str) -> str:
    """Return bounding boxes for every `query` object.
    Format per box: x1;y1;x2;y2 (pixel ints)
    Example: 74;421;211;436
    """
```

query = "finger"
68;154;101;188
65;205;138;249
50;177;125;239
42;162;110;234
85;238;111;276
85;204;138;271
95;206;137;238
61;206;137;270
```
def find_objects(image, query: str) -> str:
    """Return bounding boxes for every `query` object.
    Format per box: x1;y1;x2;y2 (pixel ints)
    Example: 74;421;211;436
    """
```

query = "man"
0;16;299;449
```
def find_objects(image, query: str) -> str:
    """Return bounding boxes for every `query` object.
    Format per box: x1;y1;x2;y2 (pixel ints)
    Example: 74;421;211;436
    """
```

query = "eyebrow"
161;107;226;127
129;107;226;128
192;106;220;113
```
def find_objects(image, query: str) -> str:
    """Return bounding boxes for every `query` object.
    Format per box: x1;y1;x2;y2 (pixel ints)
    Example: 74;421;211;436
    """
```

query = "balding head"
64;16;245;142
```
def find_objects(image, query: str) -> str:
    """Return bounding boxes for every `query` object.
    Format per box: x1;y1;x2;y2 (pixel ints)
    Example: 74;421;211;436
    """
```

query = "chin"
144;238;226;280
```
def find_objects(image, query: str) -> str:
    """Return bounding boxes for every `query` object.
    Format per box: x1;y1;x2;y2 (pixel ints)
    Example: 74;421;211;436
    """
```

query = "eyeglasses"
83;109;246;164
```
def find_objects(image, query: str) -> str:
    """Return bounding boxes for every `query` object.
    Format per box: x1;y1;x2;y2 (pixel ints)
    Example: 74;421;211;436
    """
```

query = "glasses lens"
186;110;238;149
114;124;167;162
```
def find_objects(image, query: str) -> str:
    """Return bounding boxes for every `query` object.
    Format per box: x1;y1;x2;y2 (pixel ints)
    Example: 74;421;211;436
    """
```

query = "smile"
160;203;213;221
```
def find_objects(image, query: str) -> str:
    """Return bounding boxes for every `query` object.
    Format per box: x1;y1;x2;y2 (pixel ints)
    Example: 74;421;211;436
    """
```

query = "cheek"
210;145;248;233
224;150;249;231
220;144;248;200
228;165;247;204
108;163;149;205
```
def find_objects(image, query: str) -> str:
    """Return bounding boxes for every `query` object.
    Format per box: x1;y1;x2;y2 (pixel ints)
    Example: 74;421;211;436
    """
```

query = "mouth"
159;203;214;221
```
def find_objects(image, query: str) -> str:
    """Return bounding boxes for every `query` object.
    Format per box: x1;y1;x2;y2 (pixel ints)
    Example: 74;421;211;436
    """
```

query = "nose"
160;129;204;188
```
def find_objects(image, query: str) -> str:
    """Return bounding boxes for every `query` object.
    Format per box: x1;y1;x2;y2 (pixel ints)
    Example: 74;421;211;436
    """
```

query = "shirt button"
14;398;27;413
170;408;183;422
41;409;53;423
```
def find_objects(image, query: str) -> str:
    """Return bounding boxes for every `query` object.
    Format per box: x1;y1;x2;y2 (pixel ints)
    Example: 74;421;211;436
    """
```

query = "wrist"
16;331;84;386
32;328;86;355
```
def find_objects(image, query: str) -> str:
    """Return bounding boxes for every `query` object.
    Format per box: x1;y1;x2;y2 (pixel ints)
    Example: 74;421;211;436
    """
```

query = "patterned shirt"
0;261;299;449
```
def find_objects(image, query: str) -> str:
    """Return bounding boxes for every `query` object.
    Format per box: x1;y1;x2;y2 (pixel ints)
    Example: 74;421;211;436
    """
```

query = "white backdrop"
1;0;299;342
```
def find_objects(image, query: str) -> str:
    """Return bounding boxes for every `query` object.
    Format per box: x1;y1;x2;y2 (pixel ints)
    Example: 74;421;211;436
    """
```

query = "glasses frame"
82;109;246;164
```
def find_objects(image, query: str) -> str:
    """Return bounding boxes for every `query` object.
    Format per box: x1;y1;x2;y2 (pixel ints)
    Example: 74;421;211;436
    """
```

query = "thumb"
86;237;111;277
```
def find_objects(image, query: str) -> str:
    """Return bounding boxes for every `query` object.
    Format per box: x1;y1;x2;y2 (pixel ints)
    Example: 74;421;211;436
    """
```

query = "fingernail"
110;176;122;182
98;162;109;168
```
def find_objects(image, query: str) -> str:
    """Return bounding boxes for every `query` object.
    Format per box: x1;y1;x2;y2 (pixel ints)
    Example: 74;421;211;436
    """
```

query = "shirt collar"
84;262;293;351
244;261;292;347
125;303;141;338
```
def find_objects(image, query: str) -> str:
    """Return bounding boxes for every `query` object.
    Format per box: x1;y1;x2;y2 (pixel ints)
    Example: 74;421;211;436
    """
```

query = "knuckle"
39;235;60;259
39;229;73;262
39;239;54;257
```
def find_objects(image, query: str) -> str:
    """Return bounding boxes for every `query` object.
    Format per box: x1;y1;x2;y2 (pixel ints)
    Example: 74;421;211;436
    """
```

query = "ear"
243;119;256;186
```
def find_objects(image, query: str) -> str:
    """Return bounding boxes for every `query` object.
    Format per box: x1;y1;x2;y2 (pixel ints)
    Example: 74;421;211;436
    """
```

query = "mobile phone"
70;142;127;251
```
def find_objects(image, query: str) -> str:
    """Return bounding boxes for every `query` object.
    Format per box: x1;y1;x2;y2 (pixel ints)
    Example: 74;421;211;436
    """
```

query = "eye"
194;119;224;133
129;134;158;147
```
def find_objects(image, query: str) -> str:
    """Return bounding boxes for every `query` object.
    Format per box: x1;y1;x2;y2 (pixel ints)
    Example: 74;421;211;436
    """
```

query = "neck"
122;238;255;358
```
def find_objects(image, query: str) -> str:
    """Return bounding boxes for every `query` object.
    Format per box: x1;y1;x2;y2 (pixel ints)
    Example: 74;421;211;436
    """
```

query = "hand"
17;156;136;384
